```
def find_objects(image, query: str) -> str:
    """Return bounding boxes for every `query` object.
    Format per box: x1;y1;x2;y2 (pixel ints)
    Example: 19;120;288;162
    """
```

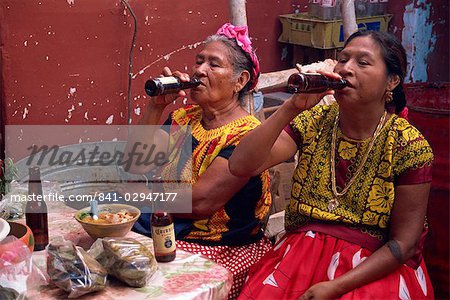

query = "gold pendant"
328;198;339;212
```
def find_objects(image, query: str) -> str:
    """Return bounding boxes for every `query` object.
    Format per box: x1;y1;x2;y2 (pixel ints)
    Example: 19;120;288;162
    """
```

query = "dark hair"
205;35;255;105
344;31;407;114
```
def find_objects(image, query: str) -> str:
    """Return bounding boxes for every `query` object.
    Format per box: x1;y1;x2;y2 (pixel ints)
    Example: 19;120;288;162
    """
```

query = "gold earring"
385;90;393;103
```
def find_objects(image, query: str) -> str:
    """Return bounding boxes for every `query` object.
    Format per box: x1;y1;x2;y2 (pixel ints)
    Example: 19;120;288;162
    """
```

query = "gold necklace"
328;110;387;212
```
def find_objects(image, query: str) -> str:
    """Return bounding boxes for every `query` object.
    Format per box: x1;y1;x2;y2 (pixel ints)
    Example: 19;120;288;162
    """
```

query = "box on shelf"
279;13;392;49
308;0;342;20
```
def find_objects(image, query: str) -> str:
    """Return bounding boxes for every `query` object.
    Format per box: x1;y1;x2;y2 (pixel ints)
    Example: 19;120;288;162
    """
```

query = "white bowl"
0;218;11;242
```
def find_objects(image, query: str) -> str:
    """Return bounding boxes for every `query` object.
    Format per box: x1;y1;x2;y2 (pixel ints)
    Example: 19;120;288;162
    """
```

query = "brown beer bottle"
25;166;49;251
287;73;347;94
151;211;176;262
145;76;201;96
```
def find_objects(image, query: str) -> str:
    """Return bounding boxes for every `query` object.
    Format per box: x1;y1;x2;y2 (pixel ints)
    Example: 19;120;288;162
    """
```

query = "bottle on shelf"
145;76;201;96
25;166;49;251
287;72;347;94
151;211;176;262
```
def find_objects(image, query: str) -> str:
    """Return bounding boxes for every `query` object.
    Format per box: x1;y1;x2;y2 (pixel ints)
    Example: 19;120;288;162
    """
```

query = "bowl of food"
75;204;141;239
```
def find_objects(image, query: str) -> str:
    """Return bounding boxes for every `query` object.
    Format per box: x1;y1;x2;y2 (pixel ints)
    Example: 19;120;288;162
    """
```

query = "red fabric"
238;231;434;300
177;237;272;300
396;162;433;185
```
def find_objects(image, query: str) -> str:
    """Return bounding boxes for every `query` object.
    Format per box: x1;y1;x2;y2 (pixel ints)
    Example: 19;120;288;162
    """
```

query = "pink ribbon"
216;23;260;90
399;107;409;119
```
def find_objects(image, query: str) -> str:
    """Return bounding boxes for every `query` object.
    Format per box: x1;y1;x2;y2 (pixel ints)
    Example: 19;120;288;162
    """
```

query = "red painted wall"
0;0;295;127
1;0;447;127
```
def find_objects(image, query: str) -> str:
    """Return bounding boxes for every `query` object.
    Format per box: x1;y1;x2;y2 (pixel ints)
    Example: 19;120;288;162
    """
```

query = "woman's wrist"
281;97;306;117
328;278;349;297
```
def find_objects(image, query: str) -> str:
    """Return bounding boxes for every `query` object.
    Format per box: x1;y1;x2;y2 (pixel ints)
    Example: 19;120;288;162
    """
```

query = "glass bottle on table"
25;166;49;251
150;178;176;262
151;211;176;262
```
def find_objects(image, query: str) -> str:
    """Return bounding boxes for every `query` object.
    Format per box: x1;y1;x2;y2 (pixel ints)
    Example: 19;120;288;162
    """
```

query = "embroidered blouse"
162;105;272;246
284;103;433;239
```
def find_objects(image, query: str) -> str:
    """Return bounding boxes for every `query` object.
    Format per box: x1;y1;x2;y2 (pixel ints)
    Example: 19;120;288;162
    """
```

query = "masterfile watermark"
25;142;168;171
4;125;193;213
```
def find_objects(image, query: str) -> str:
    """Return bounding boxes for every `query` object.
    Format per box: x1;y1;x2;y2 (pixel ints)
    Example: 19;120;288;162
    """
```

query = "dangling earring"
385;90;393;103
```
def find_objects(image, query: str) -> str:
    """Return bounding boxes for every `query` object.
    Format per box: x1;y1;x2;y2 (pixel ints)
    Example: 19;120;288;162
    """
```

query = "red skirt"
177;237;272;300
238;231;434;300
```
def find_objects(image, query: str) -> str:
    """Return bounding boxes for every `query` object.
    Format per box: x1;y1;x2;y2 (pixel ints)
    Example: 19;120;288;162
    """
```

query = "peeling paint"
22;107;29;119
67;0;75;5
106;115;114;124
133;41;204;79
67;104;75;119
134;107;141;115
402;0;436;82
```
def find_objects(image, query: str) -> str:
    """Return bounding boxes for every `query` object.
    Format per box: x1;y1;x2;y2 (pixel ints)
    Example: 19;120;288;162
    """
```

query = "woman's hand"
299;281;343;300
148;67;191;110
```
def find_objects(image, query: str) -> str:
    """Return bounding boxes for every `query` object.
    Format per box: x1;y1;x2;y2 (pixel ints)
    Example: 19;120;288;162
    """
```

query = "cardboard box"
269;161;296;214
279;13;392;49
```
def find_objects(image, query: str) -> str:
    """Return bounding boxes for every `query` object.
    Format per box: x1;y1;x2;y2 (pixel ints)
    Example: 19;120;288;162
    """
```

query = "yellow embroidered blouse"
285;103;433;238
163;105;272;246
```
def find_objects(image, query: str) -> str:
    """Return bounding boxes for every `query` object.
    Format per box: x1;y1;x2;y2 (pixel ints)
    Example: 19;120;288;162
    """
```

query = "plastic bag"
0;236;47;299
90;237;157;287
0;236;31;297
46;237;107;298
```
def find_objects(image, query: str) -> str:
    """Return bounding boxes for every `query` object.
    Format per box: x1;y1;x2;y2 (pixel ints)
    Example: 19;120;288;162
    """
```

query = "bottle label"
151;224;176;253
157;77;179;85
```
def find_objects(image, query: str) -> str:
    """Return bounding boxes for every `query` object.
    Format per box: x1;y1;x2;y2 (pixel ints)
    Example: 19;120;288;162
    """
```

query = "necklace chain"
328;110;387;211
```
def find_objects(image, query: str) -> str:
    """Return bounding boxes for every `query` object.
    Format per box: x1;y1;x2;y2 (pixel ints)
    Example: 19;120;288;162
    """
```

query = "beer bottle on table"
25;166;49;251
151;211;176;262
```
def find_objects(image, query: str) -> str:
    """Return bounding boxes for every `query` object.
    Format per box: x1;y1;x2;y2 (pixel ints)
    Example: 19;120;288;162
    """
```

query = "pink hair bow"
216;23;260;90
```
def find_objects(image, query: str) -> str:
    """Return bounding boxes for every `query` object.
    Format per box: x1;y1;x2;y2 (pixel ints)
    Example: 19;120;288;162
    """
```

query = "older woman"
230;30;434;299
126;23;272;299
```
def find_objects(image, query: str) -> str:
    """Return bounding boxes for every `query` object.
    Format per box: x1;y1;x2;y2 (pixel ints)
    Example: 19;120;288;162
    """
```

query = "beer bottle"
145;76;201;96
287;73;347;94
151;211;176;262
25;166;49;251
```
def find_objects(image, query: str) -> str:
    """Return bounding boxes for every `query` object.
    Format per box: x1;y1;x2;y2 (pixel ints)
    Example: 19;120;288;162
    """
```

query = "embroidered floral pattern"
338;140;358;160
367;178;394;215
286;103;433;236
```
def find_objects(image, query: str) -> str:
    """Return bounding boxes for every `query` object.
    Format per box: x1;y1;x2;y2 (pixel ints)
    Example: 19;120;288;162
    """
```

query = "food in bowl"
78;210;135;224
75;204;141;239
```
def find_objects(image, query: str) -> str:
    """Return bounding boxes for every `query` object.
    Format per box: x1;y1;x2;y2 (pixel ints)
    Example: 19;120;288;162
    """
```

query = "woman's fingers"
162;67;172;76
171;70;190;82
316;69;343;80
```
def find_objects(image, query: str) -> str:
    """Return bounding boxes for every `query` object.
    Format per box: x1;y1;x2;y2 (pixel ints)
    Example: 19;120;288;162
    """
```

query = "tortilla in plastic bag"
90;237;157;287
46;238;107;298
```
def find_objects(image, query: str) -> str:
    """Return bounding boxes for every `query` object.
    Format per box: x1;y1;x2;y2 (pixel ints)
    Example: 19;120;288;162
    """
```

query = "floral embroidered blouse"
161;105;272;246
284;103;433;239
